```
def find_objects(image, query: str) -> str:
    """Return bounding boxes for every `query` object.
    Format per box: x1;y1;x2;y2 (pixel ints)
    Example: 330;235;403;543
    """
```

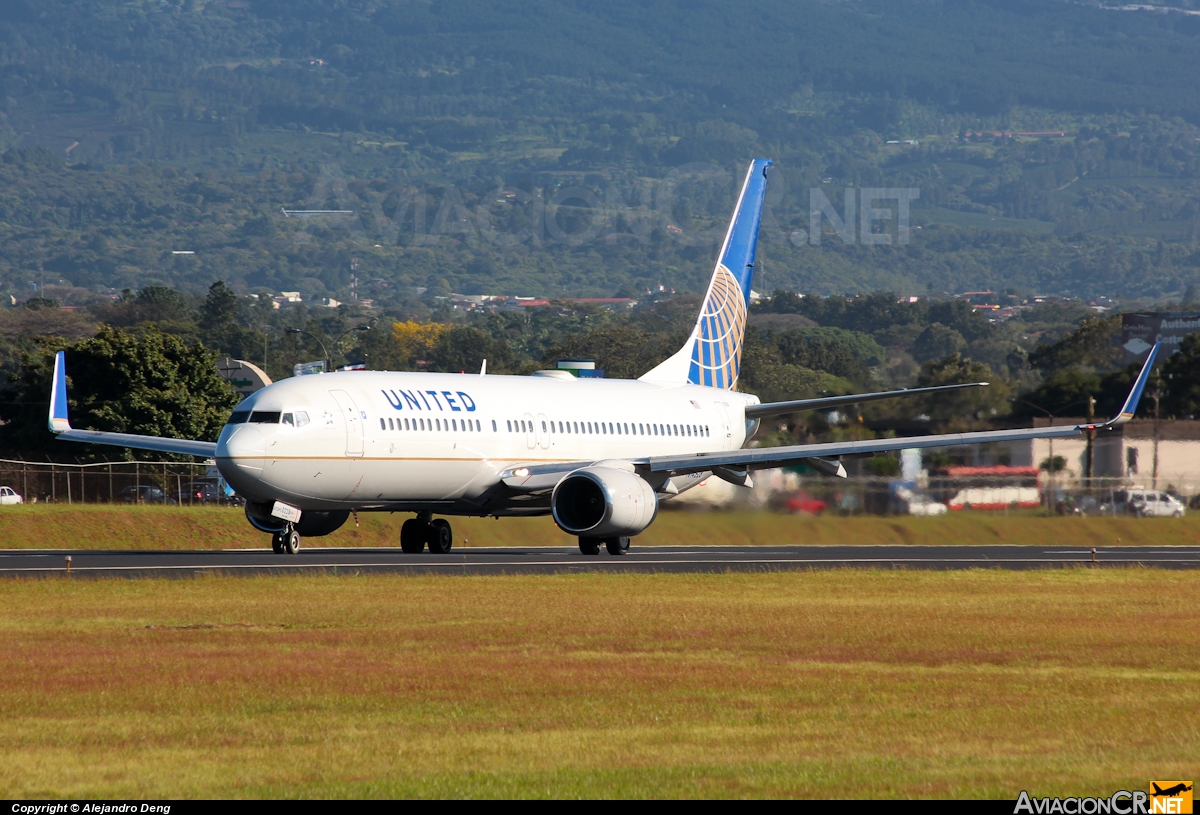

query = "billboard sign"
1121;312;1200;364
216;358;273;399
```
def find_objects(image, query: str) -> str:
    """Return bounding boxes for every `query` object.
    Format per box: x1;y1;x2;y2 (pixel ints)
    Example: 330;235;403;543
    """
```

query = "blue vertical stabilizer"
639;158;772;389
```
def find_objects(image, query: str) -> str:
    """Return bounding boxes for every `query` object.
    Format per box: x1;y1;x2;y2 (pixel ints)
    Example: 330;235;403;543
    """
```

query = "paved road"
0;545;1197;578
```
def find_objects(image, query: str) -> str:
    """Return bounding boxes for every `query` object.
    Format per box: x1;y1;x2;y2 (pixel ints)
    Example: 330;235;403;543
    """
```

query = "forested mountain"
4;0;1200;302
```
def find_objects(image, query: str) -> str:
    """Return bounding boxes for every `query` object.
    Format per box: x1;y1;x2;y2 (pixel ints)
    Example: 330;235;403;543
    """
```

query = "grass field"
0;570;1195;798
0;504;1196;550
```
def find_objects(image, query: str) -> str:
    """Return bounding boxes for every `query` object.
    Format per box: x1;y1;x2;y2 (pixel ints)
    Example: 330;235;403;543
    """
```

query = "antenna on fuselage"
480;359;487;376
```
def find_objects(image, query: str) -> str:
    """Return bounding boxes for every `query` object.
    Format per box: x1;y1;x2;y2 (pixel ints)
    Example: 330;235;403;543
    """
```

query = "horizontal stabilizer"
745;382;989;420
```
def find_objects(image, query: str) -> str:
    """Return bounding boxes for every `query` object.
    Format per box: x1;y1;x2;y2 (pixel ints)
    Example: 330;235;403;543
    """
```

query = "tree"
1011;368;1102;421
427;326;517;374
1040;455;1067;472
0;326;240;460
200;281;239;331
738;329;826;403
1027;315;1121;373
1162;333;1200;418
541;324;684;380
392;320;451;369
913;323;966;363
772;328;868;386
926;300;992;343
916;354;1010;430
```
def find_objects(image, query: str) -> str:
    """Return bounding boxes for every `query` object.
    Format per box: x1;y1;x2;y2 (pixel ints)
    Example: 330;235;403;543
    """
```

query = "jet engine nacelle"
551;466;658;538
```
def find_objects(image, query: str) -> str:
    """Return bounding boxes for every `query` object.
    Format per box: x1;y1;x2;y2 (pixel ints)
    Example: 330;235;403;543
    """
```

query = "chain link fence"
0;458;1189;516
706;472;1194;517
0;458;241;505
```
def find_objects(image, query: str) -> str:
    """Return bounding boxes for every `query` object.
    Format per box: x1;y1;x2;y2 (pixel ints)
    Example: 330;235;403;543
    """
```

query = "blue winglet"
48;350;71;433
1098;341;1159;428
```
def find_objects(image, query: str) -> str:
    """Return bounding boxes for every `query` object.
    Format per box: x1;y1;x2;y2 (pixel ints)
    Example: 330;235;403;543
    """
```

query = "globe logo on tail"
688;264;747;389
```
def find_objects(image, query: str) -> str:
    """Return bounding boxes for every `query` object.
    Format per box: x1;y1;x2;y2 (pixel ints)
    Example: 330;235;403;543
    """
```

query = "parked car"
181;479;223;504
783;490;828;515
0;486;23;505
117;485;177;504
1102;489;1185;518
893;485;947;516
906;498;948;516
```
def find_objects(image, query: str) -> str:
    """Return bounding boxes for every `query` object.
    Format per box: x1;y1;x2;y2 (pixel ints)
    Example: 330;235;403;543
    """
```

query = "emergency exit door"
330;390;365;457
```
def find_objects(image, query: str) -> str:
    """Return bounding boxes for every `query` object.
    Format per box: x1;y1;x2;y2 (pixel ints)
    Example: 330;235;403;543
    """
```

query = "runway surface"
0;544;1198;578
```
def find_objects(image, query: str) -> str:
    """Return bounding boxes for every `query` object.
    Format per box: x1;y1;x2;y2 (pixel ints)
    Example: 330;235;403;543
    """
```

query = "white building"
1006;418;1200;494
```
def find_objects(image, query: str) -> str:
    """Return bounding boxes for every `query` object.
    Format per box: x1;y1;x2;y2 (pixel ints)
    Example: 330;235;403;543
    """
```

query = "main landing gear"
271;525;301;554
400;512;453;554
578;536;630;556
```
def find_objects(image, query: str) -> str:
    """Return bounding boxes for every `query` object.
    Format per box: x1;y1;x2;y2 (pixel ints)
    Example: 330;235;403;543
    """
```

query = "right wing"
497;344;1160;494
642;423;1085;478
48;350;219;459
645;342;1160;479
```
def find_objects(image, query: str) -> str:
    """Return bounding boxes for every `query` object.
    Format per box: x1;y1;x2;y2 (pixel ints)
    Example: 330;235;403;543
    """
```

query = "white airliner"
47;159;1159;555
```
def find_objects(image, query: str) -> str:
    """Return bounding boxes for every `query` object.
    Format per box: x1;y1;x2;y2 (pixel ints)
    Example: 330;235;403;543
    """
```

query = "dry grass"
0;504;1196;550
0;570;1196;798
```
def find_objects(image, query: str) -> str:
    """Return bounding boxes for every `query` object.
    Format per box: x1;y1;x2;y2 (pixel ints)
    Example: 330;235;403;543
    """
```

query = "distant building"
1006;419;1200;493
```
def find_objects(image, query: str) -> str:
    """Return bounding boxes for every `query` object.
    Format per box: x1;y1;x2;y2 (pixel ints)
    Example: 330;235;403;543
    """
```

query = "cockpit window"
281;413;294;426
249;411;281;424
227;410;250;425
296;411;310;427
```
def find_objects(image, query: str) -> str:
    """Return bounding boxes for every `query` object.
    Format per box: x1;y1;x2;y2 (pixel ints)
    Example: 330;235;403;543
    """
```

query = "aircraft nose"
217;424;267;497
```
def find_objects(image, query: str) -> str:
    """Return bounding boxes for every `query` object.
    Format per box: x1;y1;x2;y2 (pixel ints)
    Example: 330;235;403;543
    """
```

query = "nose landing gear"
271;526;300;554
400;513;454;554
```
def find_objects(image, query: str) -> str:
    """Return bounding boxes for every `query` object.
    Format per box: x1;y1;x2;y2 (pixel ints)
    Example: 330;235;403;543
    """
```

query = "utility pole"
1047;418;1055;515
1151;370;1162;490
1084;395;1095;492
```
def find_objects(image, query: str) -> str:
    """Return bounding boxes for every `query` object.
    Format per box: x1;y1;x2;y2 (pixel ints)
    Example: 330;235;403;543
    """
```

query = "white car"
0;486;23;505
1109;489;1186;518
895;485;948;516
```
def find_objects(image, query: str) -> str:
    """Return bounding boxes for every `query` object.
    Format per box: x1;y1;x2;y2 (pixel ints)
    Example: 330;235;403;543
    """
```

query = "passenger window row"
505;419;710;438
380;416;482;433
228;407;710;441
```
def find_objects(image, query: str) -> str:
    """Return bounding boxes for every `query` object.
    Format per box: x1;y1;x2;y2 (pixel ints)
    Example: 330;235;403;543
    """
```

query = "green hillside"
3;0;1200;300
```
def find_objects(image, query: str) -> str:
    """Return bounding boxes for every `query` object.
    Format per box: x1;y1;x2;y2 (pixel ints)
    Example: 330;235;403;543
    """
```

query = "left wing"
48;350;219;458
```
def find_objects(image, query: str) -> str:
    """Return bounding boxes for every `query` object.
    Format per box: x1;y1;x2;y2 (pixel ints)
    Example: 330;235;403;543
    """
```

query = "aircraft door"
714;401;733;447
329;390;365;457
523;412;536;449
536;413;551;450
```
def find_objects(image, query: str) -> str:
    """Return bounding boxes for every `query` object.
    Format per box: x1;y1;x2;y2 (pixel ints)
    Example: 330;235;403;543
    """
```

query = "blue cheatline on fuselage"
686;158;770;390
